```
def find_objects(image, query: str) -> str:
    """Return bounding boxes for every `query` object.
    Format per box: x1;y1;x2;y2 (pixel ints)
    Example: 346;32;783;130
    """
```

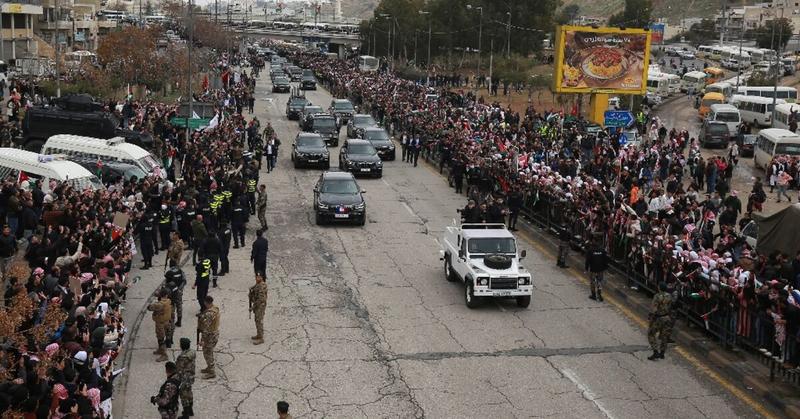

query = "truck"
439;222;532;308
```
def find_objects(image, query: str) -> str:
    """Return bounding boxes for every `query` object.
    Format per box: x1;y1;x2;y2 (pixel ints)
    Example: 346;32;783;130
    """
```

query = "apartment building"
0;1;45;61
36;0;116;52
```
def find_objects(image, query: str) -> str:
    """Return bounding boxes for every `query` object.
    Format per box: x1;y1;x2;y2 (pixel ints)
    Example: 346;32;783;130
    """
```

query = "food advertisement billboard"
553;26;652;94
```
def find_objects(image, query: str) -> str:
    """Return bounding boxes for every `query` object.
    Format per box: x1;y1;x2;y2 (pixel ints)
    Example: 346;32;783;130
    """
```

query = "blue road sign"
604;111;634;128
618;133;628;145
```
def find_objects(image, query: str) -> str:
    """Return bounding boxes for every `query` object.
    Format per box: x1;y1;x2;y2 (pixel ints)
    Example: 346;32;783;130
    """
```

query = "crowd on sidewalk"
285;45;800;370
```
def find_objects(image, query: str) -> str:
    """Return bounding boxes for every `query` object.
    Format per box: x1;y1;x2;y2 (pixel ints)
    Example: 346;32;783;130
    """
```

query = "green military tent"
755;203;800;257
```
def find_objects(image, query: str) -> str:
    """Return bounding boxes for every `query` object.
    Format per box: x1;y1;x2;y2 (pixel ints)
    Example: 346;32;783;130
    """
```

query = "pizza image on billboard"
554;26;652;94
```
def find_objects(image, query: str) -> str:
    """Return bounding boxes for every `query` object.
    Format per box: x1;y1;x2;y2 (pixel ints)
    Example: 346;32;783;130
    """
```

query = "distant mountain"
560;0;722;25
341;0;379;21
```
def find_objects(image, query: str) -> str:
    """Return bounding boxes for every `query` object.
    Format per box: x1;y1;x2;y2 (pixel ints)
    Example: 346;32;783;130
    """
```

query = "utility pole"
467;5;483;80
187;0;193;142
506;11;511;58
419;10;431;85
772;8;784;122
736;1;744;89
488;38;493;94
56;0;61;97
720;3;726;46
413;30;418;68
215;0;218;24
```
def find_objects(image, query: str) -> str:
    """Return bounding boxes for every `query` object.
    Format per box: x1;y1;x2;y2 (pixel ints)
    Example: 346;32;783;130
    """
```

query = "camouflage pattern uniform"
256;186;268;230
197;303;220;377
164;267;186;327
175;347;196;414
148;296;173;361
248;279;268;344
167;237;185;267
647;290;673;358
154;372;180;419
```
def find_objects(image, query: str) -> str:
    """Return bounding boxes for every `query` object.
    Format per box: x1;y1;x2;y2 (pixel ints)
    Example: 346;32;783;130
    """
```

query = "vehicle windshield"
275;77;288;83
304;107;323;114
125;166;147;180
138;155;160;171
297;136;325;147
354;115;376;126
365;130;390;141
775;143;800;155
349;144;377;155
708;124;729;134
290;98;308;105
468;238;516;254
333;102;354;111
715;112;739;122
743;135;757;144
313;118;336;129
321;179;359;194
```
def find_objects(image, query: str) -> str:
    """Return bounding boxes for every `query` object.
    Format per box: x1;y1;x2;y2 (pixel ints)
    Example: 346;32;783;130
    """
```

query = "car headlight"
317;203;329;210
478;277;489;286
388;144;395;150
375;161;382;167
353;202;365;210
518;277;530;285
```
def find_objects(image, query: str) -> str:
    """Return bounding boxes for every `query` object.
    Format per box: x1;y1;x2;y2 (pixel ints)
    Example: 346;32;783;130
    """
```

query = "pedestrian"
265;138;277;173
507;187;523;231
246;176;257;215
0;224;17;281
256;184;268;231
647;282;674;360
557;223;571;268
190;215;208;265
777;170;793;202
584;237;609;302
158;204;174;251
164;259;186;328
218;222;231;277
175;338;195;419
251;229;269;277
201;230;222;287
167;231;184;268
410;136;421;166
147;289;173;362
152;361;181;419
192;258;211;311
277;401;292;419
451;160;464;194
232;193;248;248
197;296;220;379
400;133;409;162
248;273;269;345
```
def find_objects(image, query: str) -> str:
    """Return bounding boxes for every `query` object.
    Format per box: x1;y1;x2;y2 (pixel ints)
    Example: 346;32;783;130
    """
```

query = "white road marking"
401;202;415;216
561;368;615;419
381;178;390;187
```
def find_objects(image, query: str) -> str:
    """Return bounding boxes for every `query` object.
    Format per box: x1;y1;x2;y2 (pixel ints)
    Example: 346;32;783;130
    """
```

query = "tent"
754;203;800;256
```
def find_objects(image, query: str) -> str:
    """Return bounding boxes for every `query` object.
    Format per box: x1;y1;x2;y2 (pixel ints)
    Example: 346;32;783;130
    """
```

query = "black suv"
299;105;324;129
329;99;355;125
699;120;730;148
287;66;303;81
305;114;339;146
347;114;378;138
291;133;330;169
362;127;396;160
339;139;382;178
286;95;310;120
314;171;366;226
300;69;317;90
272;76;291;93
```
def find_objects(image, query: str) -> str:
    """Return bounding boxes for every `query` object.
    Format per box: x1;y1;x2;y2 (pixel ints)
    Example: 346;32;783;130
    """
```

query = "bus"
646;74;670;97
736;85;798;103
703;67;725;84
710;46;725;60
660;73;681;94
730;95;785;126
704;82;733;99
358;55;379;72
753;128;800;169
681;71;707;93
697;45;713;58
707;104;741;136
760;48;778;63
772;103;800;130
272;21;298;30
698;92;725;119
99;9;126;22
742;47;764;63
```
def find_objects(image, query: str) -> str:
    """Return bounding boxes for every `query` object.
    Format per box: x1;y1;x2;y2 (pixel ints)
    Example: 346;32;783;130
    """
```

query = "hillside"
560;0;729;25
341;0;380;21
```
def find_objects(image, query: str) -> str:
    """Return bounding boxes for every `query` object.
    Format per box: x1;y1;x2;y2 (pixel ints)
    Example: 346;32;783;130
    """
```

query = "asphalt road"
116;70;761;418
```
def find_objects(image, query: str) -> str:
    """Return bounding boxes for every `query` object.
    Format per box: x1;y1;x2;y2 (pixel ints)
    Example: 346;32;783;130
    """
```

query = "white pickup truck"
439;222;532;308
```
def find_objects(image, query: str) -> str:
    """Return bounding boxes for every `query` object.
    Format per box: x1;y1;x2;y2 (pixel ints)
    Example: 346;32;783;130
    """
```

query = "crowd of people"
284;45;800;370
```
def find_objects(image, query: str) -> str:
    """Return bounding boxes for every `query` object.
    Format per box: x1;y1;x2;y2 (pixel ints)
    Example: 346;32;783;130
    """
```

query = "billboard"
553;25;652;94
650;23;665;44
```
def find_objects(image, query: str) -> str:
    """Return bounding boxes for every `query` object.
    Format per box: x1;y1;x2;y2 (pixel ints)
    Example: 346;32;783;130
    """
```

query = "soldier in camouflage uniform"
256;184;268;231
197;295;220;379
248;273;269;345
167;232;185;267
175;338;195;419
153;362;180;419
647;282;674;360
164;260;186;329
148;289;173;362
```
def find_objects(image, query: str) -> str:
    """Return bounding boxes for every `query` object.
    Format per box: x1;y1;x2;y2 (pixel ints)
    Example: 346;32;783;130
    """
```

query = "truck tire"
465;283;479;308
484;254;512;270
516;295;531;308
444;257;458;282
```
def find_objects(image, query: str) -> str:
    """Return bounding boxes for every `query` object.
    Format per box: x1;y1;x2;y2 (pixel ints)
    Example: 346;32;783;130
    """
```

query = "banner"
650;23;665;44
553;25;652;94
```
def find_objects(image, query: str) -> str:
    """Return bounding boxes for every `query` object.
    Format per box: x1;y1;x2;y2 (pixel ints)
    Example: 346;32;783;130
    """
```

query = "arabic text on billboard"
554;26;651;94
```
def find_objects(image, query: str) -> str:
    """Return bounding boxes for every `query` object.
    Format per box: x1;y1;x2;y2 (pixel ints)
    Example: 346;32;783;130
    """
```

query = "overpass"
234;28;361;56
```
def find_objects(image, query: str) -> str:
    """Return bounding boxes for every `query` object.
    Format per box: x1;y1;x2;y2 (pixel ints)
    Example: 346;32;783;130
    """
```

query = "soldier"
191;215;208;265
197;296;220;379
148;289;174;362
277;401;292;419
251;229;269;277
256;184;268;231
218;222;231;277
159;204;173;251
152;361;180;419
584;237;609;302
167;231;184;268
192;258;211;311
647;282;674;360
231;194;248;249
164;260;186;327
175;338;195;419
557;223;571;268
248;273;268;345
179;201;196;249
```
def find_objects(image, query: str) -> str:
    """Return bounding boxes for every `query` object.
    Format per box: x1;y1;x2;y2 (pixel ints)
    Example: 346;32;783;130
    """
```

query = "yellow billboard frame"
553;25;652;95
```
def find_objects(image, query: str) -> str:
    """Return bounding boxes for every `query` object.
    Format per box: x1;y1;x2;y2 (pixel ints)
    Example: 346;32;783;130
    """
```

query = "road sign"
618;133;628;145
170;117;212;129
604;111;634;128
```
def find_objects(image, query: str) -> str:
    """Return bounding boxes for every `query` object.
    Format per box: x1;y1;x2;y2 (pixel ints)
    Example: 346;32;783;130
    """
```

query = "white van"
753;128;800;169
662;73;681;94
42;135;164;178
730;95;785;126
705;82;733;99
647;74;670;97
681;71;707;93
707;104;741;136
0;148;104;192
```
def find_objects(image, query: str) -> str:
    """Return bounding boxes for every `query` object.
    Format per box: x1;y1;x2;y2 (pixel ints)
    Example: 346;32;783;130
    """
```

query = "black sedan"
292;133;330;169
301;74;317;90
339;139;383;178
272;76;291;93
314;171;366;226
362;127;396;160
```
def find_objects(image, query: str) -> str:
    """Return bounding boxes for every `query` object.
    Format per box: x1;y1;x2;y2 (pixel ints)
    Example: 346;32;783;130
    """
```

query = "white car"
679;51;696;60
645;93;662;107
440;221;532;308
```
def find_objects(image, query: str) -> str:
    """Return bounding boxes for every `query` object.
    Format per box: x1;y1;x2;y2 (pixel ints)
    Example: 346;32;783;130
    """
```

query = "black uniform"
251;236;269;277
461;204;480;223
557;224;571;268
194;259;211;310
137;213;157;269
507;190;523;230
158;207;173;250
584;245;609;301
231;195;248;248
201;233;222;287
218;224;231;276
179;205;196;249
164;267;186;326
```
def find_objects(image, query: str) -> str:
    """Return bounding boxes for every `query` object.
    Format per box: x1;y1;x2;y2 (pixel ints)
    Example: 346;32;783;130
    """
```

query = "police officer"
164;260;186;327
201;229;222;287
147;289;173;362
507;187;523;231
191;215;208;265
218;222;231;277
177;201;195;249
175;338;195;418
192;258;211;311
197;296;220;379
248;273;268;345
159;203;173;251
232;194;248;248
246;176;258;215
137;212;157;270
557;223;571;268
648;282;674;360
256;184;268;231
152;361;180;419
251;229;269;277
584;237;609;302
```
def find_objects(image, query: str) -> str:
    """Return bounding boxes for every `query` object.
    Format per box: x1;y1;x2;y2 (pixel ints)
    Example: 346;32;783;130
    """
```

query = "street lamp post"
187;0;194;142
506;11;511;59
379;14;391;68
419;10;431;85
467;4;483;79
414;29;418;68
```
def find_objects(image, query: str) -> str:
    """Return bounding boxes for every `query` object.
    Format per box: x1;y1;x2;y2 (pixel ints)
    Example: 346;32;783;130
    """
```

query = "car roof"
353;114;372;118
346;139;372;146
322;171;355;180
296;132;322;139
461;228;515;239
363;127;385;132
332;99;351;103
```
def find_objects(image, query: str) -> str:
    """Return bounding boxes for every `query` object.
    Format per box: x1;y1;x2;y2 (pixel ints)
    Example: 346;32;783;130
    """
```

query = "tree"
556;4;580;25
608;0;652;28
681;18;718;47
754;18;794;50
